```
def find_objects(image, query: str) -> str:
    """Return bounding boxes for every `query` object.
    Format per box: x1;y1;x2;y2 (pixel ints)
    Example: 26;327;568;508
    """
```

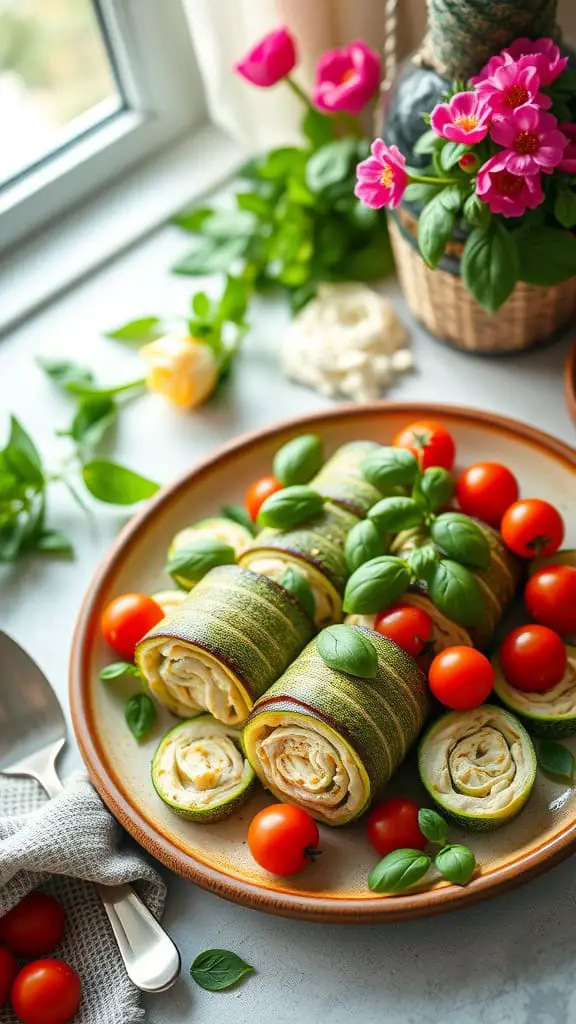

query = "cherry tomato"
374;604;433;659
0;946;17;1007
500;624;567;693
0;893;64;958
428;646;494;710
100;593;164;660
500;499;564;559
11;960;81;1024
245;476;283;522
456;461;519;528
247;803;320;876
366;797;426;857
392;420;456;471
524;565;576;635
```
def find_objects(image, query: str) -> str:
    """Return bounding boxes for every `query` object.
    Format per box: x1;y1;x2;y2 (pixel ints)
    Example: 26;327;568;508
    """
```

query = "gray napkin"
0;772;167;1024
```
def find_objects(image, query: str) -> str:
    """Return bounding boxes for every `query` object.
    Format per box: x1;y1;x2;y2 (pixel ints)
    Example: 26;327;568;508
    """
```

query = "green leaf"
342;556;411;615
317;624;378;678
220;504;255;535
368;849;432;893
191;292;212;318
165;537;236;584
104;318;165;345
124;692;157;741
64;378;145;401
428;560;485;626
461;223;519;313
440;141;468;171
171;207;214;233
368;496;425;533
257;486;324;530
190;949;254;992
305;140;357;193
430;512;490;569
258;147;306;181
404;182;442;204
361;447;419;491
413;129;440;155
406;544;439;583
172;237;248;276
516;226;576;285
538;739;575;783
302;107;335;148
100;661;141;681
435;844;476;885
418;808;448;846
68;397;117;447
37;356;95;390
463;193;491;230
82;460;159;505
341;239;395;281
280;566;316;621
273;434;324;486
345;520;388;573
554;190;576;229
8;416;43;474
218;275;249;325
5;417;44;488
236;192;273;218
34;529;74;556
417;188;459;268
418;467;454;512
202;211;256;240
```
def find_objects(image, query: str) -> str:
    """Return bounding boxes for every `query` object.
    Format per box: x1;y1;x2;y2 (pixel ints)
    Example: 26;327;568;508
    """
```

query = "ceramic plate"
70;403;576;923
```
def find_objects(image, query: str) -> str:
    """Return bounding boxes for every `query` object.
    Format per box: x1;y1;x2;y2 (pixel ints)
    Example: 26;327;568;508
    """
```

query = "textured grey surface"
0;220;574;1024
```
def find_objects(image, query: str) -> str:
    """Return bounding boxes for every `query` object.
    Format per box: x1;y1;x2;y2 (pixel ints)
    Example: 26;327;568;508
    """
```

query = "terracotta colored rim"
565;341;576;427
70;402;576;924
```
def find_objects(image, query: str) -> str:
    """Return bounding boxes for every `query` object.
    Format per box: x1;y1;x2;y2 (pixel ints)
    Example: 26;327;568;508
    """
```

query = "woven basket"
389;214;576;354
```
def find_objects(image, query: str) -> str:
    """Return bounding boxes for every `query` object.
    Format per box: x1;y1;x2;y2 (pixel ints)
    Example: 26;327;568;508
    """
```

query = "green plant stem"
285;75;313;109
410;174;455;186
336;111;364;139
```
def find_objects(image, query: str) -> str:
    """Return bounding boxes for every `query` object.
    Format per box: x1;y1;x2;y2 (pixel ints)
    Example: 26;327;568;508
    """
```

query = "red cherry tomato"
428;647;494;710
500;499;564;559
524;565;576;635
374;604;433;659
245;476;283;522
500;624;567;693
247;804;320;876
366;798;426;857
392;420;456;471
0;893;64;958
100;593;164;660
456;461;519;528
0;946;17;1007
11;960;81;1024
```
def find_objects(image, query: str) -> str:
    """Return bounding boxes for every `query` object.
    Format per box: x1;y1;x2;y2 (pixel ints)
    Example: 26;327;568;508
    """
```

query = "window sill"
0;122;247;336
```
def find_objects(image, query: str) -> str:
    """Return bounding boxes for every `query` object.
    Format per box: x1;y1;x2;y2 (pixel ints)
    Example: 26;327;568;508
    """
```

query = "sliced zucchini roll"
345;592;473;655
309;441;382;517
152;716;255;822
529;549;576;575
168;517;252;589
243;628;428;825
151;590;188;615
239;503;359;627
419;705;537;830
493;645;576;737
136;565;314;725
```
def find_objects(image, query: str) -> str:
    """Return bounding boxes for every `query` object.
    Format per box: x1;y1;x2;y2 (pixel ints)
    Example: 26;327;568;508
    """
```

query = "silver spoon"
0;630;181;993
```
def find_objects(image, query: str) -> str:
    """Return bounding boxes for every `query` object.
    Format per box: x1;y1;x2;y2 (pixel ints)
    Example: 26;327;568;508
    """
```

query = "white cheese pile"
281;283;412;402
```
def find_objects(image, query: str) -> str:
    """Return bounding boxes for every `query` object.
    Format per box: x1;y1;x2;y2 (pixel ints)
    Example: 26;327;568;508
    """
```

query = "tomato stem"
304;846;323;864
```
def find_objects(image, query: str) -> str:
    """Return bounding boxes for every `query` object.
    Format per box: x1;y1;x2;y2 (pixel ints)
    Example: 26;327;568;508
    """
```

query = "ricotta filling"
139;640;250;725
498;654;576;718
241;553;338;627
155;721;250;810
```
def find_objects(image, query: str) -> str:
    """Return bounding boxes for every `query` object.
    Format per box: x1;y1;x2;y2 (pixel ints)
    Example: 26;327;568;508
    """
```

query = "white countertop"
1;221;575;1024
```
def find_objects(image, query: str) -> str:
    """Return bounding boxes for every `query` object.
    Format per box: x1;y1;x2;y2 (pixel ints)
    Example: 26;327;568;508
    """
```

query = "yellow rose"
140;333;219;410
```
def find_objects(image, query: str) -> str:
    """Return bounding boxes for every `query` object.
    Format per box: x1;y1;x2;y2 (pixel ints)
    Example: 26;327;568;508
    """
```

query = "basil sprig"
434;845;476;886
406;544;439;583
257;486;324;529
368;849;432;893
344;520;387;573
273;434;324;486
124;692;157;741
361;447;418;491
418;467;454;512
418;808;448;847
190;949;254;992
165;537;236;584
430;513;490;570
538;739;575;783
428;560;485;627
343;557;411;615
100;661;142;682
221;504;255;535
369;496;425;533
317;625;378;678
280;567;316;620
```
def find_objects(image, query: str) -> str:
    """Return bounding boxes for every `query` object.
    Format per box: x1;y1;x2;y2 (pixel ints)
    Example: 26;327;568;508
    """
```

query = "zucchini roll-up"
136;565;314;726
243;629;428;825
309;441;382;517
419;706;536;830
152;716;255;822
346;592;474;658
239;503;359;627
493;645;576;737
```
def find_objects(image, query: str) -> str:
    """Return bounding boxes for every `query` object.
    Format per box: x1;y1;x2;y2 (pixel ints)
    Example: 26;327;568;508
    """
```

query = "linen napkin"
0;772;167;1024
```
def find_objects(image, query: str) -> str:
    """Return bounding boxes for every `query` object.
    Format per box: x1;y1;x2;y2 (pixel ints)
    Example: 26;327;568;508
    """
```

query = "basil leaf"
104;318;165;345
317;624;378;678
419;467;454;512
368;496;425;533
516;226;576;286
345;520;387;573
418;808;448;846
554;190;576;230
368;849;432;893
190;949;254;992
430;513;490;569
82;460;160;505
280;567;316;620
306;140;357;193
171;207;214;233
538;739;575;783
221;504;255;535
463;193;491;230
273;434;324;486
165;538;236;584
65;378;145;401
462;224;519;312
257;486;324;529
8;416;44;481
361;447;419;491
34;529;74;556
68;397;117;447
100;661;141;681
37;356;95;390
124;693;156;741
342;556;411;615
417;187;460;268
428;560;485;627
435;844;476;885
440;141;468;171
406;544;439;583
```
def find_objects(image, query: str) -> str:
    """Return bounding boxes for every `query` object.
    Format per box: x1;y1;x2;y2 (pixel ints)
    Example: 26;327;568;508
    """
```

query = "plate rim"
69;400;576;923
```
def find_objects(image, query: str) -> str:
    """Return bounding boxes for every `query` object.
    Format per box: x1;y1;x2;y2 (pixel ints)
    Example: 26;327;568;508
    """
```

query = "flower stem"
336;111;364;139
410;174;456;185
285;75;313;108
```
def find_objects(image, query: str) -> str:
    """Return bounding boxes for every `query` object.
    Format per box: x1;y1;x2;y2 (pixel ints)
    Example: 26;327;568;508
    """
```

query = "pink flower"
354;139;408;209
430;90;492;143
476;154;545;217
234;27;296;87
559;123;576;173
507;37;568;86
470;53;511;85
476;62;551;114
491;104;567;174
313;41;381;115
